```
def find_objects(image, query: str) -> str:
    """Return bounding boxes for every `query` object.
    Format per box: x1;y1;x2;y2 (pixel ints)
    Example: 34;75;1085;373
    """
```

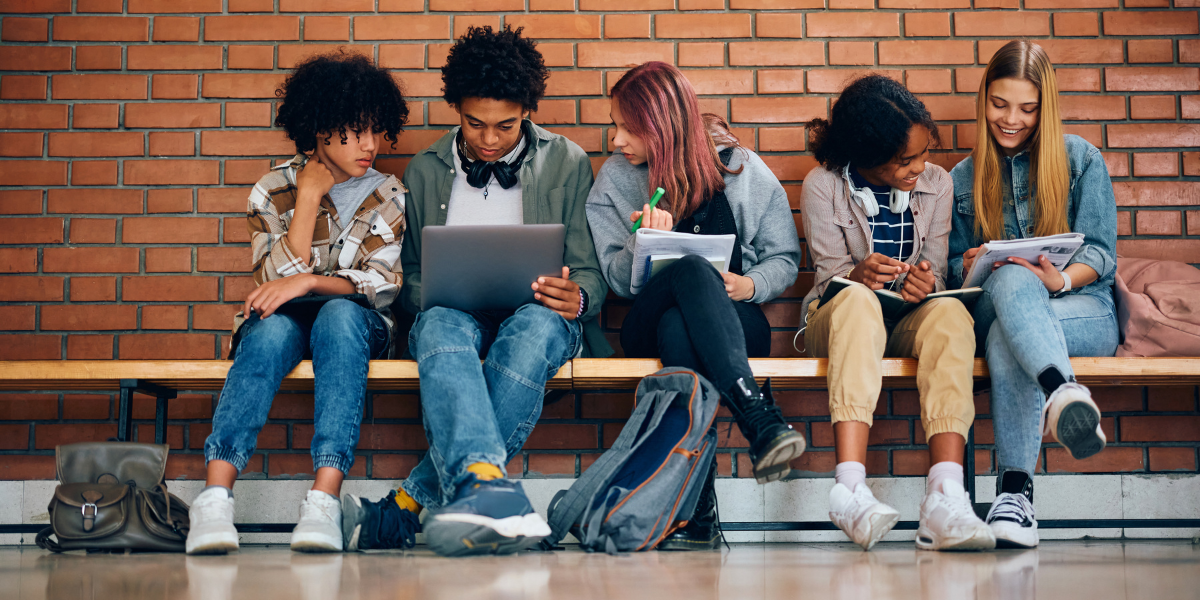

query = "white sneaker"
916;479;995;551
829;482;901;551
186;487;239;555
986;492;1039;549
290;490;343;553
1043;382;1106;460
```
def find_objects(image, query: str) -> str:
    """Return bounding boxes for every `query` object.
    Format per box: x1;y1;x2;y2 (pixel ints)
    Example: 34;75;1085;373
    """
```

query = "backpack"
541;368;720;554
1114;257;1200;357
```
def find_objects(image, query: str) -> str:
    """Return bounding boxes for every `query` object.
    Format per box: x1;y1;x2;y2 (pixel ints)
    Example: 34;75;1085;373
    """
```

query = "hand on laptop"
532;267;582;320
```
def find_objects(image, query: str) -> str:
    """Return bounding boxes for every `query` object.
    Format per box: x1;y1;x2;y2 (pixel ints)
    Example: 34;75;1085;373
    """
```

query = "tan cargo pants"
805;282;976;439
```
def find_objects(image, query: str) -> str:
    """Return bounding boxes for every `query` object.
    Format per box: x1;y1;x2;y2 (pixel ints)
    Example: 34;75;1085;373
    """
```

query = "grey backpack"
541;368;720;553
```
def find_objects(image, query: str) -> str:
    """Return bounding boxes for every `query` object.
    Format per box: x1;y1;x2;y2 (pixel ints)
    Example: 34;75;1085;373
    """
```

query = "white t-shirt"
445;135;525;226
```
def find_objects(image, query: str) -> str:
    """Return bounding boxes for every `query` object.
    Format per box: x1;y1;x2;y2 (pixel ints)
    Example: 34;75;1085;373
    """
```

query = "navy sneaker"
341;491;421;551
423;475;550;557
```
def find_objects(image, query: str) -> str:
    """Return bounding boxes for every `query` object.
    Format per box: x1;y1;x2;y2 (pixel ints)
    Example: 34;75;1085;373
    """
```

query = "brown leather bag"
36;442;190;553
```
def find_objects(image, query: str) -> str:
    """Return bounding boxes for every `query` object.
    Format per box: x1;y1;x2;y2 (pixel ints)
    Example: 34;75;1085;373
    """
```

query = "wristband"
1054;271;1072;296
577;288;588;319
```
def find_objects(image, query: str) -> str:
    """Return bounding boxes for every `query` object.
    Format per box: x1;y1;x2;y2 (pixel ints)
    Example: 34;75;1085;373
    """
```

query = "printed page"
630;229;736;294
962;232;1085;288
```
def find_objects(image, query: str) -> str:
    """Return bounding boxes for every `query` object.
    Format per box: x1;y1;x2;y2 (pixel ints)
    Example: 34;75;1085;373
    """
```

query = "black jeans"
620;254;771;392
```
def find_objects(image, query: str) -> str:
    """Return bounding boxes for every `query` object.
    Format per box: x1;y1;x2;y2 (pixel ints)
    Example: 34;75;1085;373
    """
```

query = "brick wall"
0;0;1197;481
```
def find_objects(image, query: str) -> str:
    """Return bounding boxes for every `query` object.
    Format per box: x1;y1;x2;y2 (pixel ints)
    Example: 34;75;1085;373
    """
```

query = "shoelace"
987;493;1034;525
193;496;233;523
737;402;787;438
376;496;420;549
299;496;338;523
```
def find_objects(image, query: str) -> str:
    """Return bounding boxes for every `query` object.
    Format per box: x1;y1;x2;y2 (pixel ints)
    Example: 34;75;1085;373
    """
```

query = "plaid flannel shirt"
237;155;406;334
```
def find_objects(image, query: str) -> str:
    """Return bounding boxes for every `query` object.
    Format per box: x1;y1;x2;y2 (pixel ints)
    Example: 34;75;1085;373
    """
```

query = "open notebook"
817;276;983;321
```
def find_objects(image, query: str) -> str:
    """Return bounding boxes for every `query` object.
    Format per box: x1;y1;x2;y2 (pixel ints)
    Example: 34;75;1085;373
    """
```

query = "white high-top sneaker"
1043;382;1106;460
186;487;239;555
829;482;901;551
291;490;343;552
916;479;995;551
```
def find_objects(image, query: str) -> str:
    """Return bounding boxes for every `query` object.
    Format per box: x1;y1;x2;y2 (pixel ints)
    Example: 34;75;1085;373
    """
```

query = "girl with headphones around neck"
801;74;993;551
949;41;1117;551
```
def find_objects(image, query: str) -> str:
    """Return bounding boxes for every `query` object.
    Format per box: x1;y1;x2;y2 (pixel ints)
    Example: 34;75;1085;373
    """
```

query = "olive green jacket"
398;120;613;358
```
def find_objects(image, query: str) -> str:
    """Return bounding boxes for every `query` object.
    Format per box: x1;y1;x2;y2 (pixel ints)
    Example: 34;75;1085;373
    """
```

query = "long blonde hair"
973;40;1070;240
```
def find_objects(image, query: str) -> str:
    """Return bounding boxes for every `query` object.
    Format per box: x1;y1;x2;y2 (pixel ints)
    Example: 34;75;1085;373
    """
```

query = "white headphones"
842;164;910;217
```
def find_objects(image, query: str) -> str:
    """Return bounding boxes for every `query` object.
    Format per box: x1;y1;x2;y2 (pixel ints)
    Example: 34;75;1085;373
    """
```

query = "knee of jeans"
925;298;975;330
984;320;1015;362
985;263;1043;294
671;253;721;282
412;307;478;356
505;304;571;358
312;298;367;335
239;313;303;352
834;283;883;318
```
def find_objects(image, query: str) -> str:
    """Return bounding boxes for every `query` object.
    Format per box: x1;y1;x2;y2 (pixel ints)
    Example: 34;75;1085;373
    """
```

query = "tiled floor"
0;540;1197;600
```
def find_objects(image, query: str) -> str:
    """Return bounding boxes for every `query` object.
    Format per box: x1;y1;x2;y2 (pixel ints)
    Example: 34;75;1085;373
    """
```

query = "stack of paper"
962;232;1085;288
630;229;735;294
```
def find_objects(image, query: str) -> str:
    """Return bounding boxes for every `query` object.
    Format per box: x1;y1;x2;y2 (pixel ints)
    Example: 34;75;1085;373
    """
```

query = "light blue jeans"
975;265;1118;484
205;299;389;474
400;304;581;508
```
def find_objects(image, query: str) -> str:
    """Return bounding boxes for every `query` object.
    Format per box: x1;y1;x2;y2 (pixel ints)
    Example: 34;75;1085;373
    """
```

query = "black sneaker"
659;458;721;551
724;377;806;483
341;490;421;551
985;471;1038;549
423;475;550;557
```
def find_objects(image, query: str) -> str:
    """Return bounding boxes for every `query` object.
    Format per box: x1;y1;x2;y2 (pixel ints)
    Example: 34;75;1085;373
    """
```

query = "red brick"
0;277;63;302
128;45;222;71
1185;153;1200;177
125;160;219;185
955;11;1048;36
204;15;299;41
1053;12;1099;37
122;276;218;301
530;0;572;8
2;17;47;42
0;190;42;216
1130;96;1177;120
1148;447;1196;472
1024;0;1114;5
35;423;116;449
880;40;973;65
1103;10;1198;35
52;74;147;100
48;132;143;157
0;247;37;272
527;453;576;476
72;104;119;129
752;13;803;38
1128;39;1173;64
198;188;249;213
153;16;200;42
904;12;950;37
125;103;221;129
1108;124;1200;148
1123;416;1200;442
1060;95;1126;121
757;70;805;94
1;75;47;100
0;47;71;71
224;102;272;128
43;248;138;273
145;247;192;273
1054;68;1102;92
0;395;57;420
0;424;28;449
731;97;825;124
377;44;423;69
826;41;872;66
981;39;1124;65
678;42;724;67
304;15;349;40
70;277;116;301
62;394;110;419
604;14;649;39
0;217;62;243
729;41;823;66
53;16;148;41
153;74;198;99
0;306;34;331
525;424;598;450
224;277;255;302
48;188;142;214
199;130;293;157
578;42;673;68
370;393;420;419
809;12;899;37
892;449;932;475
1106;67;1199;92
504;14;600;39
228;0;273;10
0;334;61;359
277;44;372;69
1118;240;1200;263
0;132;42;157
123;217;219;244
77;0;123;10
149;131;195;156
371;454;419;479
906;70;952;94
1184;39;1200;63
281;0;373;10
119;333;216;359
69;218;116;243
142;305;189;330
202;73;288;99
0;104;68;129
1133;153;1180;178
355;424;427;450
227;45;274;69
354;15;448;40
75;46;122;70
1114;182;1200;207
1102;152;1130;178
198;247;251;272
267;393;314;419
1047;446;1143;473
0;455;56;480
129;0;221;11
1147;386;1196;412
41;305;136;331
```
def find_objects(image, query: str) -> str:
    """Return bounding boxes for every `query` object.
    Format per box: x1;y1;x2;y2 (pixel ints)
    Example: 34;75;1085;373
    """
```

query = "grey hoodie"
586;149;801;303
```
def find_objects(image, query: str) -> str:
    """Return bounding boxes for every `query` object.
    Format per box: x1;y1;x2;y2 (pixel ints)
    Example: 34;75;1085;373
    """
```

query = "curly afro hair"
442;26;548;112
274;50;409;155
808;74;940;171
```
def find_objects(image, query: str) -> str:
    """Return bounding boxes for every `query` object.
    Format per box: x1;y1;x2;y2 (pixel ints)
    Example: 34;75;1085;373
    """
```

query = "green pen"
631;187;666;233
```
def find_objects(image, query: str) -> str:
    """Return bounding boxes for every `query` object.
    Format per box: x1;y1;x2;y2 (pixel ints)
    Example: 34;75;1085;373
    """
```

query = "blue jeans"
205;299;389;475
400;304;582;508
975;265;1117;483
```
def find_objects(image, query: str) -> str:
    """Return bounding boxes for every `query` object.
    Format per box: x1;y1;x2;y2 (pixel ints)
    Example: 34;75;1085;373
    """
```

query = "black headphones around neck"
455;121;532;191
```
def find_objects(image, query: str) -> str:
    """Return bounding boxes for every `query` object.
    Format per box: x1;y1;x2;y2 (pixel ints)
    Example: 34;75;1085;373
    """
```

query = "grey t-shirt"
329;168;386;229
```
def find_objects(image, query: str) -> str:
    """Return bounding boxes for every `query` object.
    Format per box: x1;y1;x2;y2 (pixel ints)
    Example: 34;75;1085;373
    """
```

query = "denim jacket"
948;134;1117;299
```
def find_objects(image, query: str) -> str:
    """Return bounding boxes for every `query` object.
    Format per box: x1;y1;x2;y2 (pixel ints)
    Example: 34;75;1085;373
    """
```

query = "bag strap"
540;388;669;549
35;527;62;553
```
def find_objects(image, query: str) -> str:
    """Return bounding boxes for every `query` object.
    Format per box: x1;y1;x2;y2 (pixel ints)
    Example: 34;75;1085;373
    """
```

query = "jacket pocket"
955;196;975;216
832;209;858;229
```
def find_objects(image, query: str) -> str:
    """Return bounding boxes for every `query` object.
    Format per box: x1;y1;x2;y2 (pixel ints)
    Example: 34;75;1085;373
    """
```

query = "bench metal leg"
117;380;135;442
116;379;177;445
964;424;975;503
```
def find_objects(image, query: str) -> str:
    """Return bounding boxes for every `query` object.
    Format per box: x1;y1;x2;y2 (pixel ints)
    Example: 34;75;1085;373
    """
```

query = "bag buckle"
81;503;98;532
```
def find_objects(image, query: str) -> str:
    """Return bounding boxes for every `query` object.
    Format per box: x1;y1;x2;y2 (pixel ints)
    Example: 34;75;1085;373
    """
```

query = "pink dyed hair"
610;61;741;220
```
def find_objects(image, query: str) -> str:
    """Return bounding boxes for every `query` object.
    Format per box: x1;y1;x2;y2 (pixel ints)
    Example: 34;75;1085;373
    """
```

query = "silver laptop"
421;224;566;312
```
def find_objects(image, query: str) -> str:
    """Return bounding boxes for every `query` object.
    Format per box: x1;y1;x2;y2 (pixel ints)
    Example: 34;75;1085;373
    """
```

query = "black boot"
724;377;806;483
659;457;720;551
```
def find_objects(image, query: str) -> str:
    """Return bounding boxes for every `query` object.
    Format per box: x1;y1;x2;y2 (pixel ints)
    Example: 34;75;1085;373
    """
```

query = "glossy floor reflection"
1;541;1198;600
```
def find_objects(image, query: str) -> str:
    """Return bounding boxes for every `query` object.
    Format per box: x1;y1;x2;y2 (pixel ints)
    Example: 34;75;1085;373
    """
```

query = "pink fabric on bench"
1115;257;1200;357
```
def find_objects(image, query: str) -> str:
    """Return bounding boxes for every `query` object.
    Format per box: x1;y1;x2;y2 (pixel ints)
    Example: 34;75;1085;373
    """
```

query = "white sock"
202;485;232;499
927;461;964;496
835;461;867;491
